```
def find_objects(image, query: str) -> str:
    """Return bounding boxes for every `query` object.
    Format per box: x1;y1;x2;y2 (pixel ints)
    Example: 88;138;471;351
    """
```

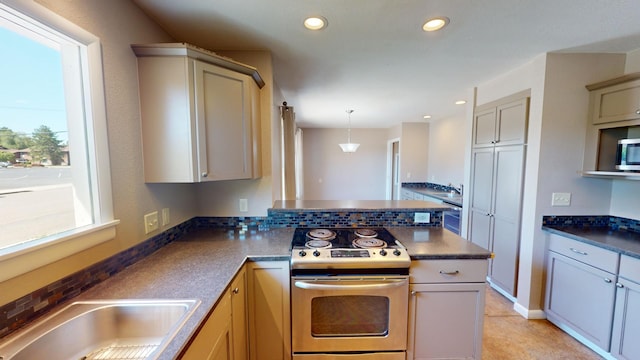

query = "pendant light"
339;109;360;153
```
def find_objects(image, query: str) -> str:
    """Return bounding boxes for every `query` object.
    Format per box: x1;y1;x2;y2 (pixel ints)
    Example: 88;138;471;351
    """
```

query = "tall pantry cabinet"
468;92;529;297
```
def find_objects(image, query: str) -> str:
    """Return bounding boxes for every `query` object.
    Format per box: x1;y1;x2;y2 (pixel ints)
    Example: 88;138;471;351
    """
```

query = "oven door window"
311;295;389;337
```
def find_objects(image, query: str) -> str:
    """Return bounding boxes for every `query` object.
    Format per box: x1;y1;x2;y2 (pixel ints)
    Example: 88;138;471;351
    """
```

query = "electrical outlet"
552;192;571;206
414;212;431;223
239;198;248;212
162;208;170;226
144;211;159;234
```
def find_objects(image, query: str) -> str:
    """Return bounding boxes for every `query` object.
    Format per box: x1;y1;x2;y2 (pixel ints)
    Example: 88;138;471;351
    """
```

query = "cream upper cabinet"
133;43;263;183
587;74;640;125
473;94;529;148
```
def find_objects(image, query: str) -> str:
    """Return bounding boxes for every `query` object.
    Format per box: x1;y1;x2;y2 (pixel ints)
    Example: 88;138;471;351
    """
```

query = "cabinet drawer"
619;255;640;283
410;259;488;283
548;234;619;273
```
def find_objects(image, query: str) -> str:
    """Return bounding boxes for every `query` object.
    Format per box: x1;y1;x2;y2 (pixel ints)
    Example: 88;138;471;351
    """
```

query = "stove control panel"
290;247;411;269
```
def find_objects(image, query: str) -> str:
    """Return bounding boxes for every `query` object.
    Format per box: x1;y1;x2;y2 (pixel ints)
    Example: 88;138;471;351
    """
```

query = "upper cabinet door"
589;76;640;125
473;108;497;147
496;98;528;146
473;96;528;148
195;61;253;181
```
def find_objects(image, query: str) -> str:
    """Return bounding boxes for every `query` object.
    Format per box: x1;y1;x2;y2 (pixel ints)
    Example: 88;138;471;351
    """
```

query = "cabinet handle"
439;270;460;276
616;283;624;288
604;278;612;283
636;109;640;115
411;290;417;296
201;172;208;178
233;287;240;294
569;247;588;256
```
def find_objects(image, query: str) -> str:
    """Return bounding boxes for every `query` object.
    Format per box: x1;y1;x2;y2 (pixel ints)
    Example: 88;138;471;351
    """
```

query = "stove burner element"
307;229;336;241
305;239;332;249
353;237;386;249
355;228;378;238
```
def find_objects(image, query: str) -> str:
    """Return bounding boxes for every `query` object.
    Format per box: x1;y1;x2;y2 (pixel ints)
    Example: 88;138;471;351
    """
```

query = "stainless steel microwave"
616;138;640;171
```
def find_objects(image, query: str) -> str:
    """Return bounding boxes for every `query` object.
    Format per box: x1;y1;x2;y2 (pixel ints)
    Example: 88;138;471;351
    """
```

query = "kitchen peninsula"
0;206;490;360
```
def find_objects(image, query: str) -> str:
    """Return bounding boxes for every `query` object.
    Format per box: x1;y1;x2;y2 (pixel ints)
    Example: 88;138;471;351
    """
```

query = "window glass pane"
0;21;87;249
311;295;389;337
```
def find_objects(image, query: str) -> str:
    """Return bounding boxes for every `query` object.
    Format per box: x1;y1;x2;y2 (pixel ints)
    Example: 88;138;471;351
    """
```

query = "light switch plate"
239;198;248;212
144;211;159;234
552;192;571;206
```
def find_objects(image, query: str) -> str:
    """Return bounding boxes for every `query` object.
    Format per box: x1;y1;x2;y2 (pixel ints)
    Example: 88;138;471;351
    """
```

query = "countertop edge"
542;225;640;259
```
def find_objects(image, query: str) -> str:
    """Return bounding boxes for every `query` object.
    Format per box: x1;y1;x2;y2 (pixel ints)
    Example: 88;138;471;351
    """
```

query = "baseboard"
487;280;547;319
513;302;546;319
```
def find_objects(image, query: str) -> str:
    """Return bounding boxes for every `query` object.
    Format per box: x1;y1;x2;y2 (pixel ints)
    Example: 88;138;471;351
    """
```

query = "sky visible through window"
0;26;67;143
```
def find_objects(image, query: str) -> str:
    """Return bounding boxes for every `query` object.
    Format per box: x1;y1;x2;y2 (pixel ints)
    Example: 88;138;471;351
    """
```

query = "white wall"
399;122;429;183
426;116;466;186
302;128;388;200
474;52;626;316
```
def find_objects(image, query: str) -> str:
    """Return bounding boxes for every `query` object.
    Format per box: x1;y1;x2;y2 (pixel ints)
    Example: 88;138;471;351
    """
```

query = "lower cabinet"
545;233;620;357
246;260;291;360
231;267;249;360
408;259;488;360
181;290;233;360
610;255;640;360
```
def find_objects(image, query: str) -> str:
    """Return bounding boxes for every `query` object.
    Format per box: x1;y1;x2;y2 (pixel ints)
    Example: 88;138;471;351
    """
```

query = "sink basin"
0;299;200;360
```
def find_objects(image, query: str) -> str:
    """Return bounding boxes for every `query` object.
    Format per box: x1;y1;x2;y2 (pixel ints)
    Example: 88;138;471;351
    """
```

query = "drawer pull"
616;283;624;288
604;278;612;283
439;270;460;276
232;287;240;294
569;247;588;256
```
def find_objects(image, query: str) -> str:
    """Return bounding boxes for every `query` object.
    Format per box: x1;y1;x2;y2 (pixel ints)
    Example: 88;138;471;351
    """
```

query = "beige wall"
0;0;196;305
302;128;388;200
399;122;429;183
426;116;466;186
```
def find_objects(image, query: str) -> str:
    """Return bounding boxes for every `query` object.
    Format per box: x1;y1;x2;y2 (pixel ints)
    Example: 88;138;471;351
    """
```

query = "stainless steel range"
290;227;410;359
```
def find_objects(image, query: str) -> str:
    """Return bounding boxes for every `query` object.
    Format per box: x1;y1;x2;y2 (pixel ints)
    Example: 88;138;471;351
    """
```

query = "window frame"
0;0;118;282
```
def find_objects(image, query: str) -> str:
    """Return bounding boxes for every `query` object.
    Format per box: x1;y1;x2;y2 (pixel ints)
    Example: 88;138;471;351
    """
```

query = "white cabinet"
468;92;528;297
182;290;233;360
407;259;487;360
133;43;263;183
246;260;291;360
587;74;640;125
611;255;640;360
545;234;619;353
468;145;525;296
472;96;528;148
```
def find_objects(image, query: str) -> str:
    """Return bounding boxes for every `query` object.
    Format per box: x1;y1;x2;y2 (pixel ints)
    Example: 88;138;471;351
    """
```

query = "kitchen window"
0;1;116;281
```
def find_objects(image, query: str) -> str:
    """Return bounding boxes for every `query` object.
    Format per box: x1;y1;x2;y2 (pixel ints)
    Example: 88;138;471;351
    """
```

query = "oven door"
291;275;409;354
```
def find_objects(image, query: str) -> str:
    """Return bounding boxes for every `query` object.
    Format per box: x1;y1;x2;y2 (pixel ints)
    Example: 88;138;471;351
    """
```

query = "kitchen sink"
0;299;200;360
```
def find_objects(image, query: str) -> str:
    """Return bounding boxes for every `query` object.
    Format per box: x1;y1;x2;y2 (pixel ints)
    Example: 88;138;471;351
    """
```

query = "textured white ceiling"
132;0;640;128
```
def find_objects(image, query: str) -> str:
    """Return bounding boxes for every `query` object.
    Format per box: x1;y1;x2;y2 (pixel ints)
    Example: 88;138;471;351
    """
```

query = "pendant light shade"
339;109;360;153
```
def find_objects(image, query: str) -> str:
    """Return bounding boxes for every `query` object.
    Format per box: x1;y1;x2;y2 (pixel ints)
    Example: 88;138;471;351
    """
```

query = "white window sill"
0;220;120;282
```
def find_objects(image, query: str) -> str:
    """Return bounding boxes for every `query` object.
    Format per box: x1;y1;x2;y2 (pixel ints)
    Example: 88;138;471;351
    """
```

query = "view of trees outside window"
0;24;76;249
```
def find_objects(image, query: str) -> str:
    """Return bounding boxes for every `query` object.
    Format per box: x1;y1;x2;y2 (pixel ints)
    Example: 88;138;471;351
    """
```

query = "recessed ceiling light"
455;100;467;105
422;17;449;32
304;16;327;30
423;115;432;119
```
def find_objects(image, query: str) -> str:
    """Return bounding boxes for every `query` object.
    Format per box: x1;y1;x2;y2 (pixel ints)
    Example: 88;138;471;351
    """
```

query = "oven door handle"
294;279;406;291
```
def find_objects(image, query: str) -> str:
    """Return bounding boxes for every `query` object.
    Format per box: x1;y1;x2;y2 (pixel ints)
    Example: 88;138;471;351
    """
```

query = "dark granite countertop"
4;226;489;359
402;187;463;207
543;225;640;259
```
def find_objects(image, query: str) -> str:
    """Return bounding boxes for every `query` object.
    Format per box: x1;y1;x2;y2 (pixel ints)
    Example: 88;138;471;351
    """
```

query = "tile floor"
482;286;603;359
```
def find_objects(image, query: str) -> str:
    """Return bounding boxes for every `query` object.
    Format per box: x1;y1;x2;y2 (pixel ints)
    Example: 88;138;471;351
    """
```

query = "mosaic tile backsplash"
542;215;640;233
